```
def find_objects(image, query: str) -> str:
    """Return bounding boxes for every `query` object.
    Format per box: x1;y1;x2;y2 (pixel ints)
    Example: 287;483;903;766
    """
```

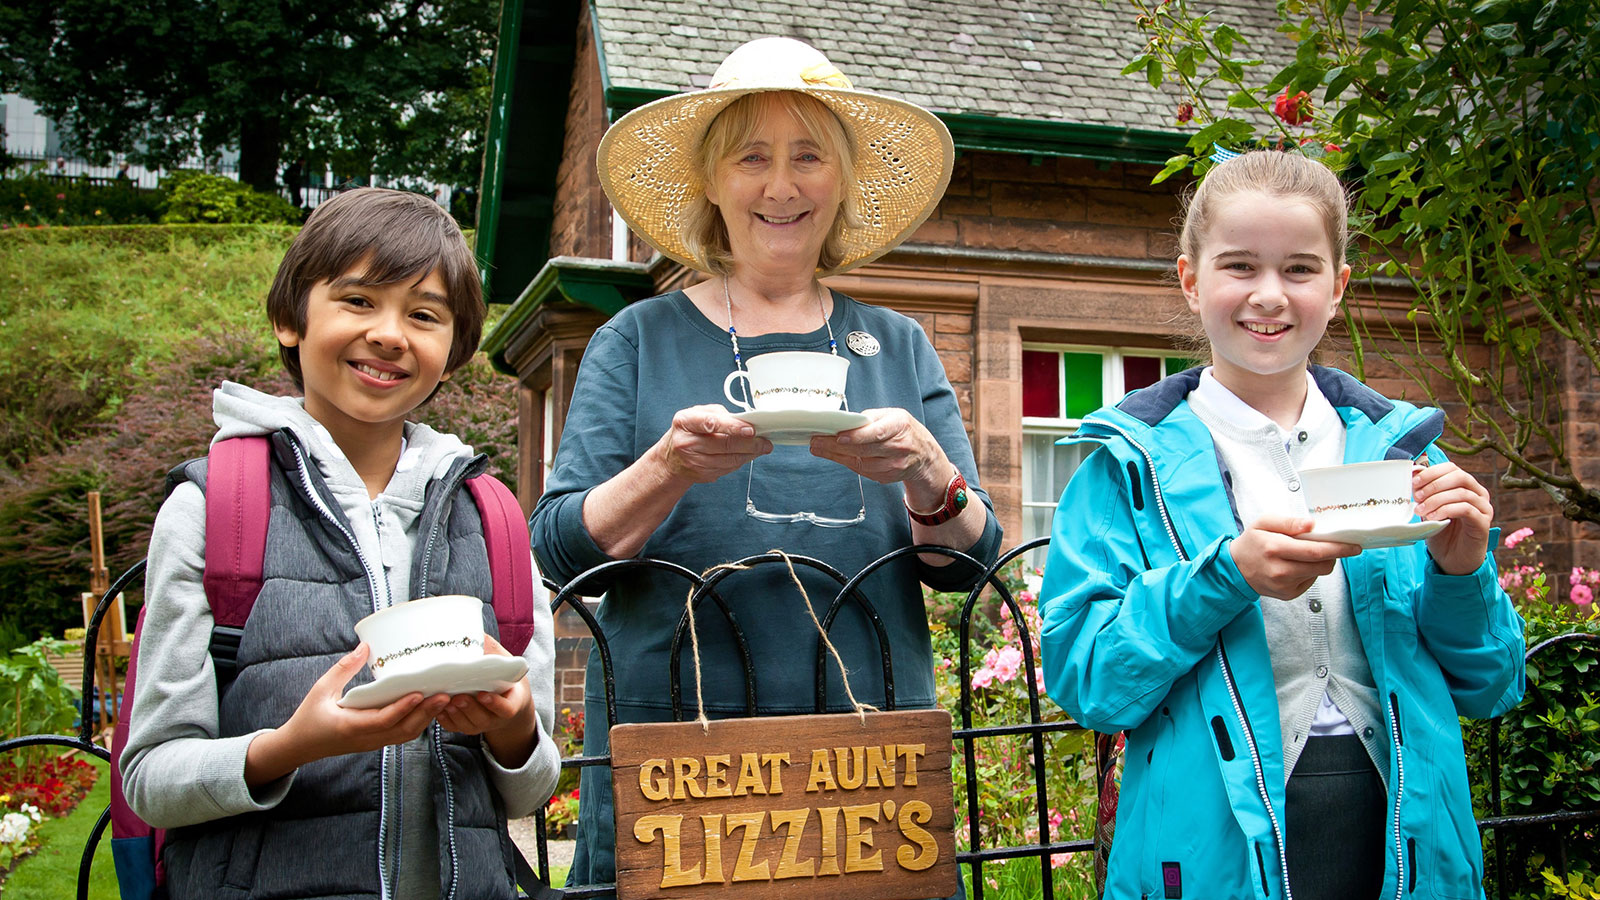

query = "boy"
120;188;560;899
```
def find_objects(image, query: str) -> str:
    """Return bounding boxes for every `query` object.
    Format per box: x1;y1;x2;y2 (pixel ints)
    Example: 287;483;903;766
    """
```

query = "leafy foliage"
0;225;292;469
929;563;1100;898
159;171;299;225
0;638;80;775
0;0;499;193
0;174;165;227
1463;528;1600;897
1124;0;1600;522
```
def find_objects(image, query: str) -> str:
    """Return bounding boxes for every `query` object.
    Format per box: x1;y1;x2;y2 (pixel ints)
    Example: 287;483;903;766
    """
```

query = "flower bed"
0;755;98;881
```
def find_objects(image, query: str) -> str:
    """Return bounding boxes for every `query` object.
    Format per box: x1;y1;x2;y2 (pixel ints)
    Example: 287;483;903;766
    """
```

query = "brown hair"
1178;150;1350;263
266;188;483;390
681;91;863;276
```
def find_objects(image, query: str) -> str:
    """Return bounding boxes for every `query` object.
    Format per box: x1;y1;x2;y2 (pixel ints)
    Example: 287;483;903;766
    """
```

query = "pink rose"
985;645;1024;682
1504;527;1533;549
971;667;995;690
1572;584;1594;606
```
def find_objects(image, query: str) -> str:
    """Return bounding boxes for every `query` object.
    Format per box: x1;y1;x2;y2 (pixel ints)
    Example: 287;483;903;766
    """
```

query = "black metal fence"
2;542;1596;899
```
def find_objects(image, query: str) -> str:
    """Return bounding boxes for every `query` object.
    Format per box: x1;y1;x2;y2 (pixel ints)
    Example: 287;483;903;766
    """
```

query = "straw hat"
596;37;954;277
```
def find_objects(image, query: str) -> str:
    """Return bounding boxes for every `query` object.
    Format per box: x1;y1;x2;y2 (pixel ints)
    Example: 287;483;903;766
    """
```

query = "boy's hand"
1413;456;1493;575
434;634;539;768
244;643;452;788
1230;515;1360;601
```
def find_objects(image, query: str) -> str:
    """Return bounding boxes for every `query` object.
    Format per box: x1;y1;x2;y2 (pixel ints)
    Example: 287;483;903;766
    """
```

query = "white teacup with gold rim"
723;350;850;412
339;595;527;709
1299;459;1416;533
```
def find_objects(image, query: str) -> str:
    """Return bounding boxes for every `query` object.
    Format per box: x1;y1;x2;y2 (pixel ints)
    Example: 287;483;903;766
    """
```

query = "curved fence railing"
2;545;1595;900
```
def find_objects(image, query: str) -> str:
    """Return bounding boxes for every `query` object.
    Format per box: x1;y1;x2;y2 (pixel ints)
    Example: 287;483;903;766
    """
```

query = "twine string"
685;549;878;732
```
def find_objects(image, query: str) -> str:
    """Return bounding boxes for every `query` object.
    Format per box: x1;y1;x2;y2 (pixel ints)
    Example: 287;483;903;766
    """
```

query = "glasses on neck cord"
744;454;867;528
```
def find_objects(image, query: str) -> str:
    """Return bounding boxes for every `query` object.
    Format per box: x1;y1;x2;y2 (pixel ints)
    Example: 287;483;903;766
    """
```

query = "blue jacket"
1039;367;1525;900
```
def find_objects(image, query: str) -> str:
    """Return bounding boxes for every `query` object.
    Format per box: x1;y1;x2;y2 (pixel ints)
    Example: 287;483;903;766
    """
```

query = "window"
1021;346;1197;569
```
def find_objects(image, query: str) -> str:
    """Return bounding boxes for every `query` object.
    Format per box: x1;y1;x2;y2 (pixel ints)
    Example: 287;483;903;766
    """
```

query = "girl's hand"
809;408;948;498
246;644;451;787
1413;456;1493;575
1230;515;1360;601
435;635;540;767
654;404;772;485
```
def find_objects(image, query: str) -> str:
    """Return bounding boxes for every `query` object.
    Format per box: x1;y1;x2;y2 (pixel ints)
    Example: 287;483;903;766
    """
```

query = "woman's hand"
436;634;540;767
654;404;773;485
1414;456;1493;575
584;404;771;559
808;408;947;498
1230;516;1360;601
244;643;452;788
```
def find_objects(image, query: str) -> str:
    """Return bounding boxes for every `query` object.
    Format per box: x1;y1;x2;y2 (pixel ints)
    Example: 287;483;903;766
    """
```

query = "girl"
1038;151;1525;900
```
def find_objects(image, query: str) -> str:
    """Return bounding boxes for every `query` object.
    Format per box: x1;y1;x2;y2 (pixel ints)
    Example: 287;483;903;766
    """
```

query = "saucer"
1298;519;1447;550
338;655;529;710
733;409;870;445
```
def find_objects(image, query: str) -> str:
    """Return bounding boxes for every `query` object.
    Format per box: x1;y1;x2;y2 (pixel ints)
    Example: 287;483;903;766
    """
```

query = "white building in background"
2;92;237;188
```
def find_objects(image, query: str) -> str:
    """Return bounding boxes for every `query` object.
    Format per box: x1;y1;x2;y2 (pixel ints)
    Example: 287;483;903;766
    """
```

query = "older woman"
530;37;1001;893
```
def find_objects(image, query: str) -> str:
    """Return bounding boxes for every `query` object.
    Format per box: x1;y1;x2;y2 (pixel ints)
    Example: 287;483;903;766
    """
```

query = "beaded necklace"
722;278;837;379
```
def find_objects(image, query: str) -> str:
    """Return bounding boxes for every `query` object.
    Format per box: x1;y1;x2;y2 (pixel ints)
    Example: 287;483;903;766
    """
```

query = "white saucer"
733;409;870;445
1298;519;1447;550
338;655;529;709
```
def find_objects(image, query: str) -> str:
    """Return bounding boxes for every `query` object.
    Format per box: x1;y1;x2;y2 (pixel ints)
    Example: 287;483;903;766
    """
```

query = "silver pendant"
845;331;880;357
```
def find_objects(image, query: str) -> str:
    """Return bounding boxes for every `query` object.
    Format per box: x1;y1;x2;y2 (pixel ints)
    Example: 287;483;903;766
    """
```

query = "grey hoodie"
121;381;560;898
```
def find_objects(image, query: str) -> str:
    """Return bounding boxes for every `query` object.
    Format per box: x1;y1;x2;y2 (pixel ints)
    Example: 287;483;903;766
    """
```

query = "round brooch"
845;331;880;356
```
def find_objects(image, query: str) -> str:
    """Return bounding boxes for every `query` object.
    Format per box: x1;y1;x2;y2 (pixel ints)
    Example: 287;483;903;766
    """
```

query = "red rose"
1273;89;1312;126
1176;102;1195;123
1325;142;1341;153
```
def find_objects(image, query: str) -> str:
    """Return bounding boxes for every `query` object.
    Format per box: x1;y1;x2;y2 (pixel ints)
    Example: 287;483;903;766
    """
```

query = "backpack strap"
466;473;535;657
202;436;272;629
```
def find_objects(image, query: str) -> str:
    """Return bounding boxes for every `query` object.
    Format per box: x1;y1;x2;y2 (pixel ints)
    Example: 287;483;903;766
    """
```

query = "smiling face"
1178;189;1351;407
703;94;845;279
274;262;455;450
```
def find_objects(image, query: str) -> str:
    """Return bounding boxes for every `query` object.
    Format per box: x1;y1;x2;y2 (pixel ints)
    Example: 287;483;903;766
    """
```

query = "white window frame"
1020;344;1193;560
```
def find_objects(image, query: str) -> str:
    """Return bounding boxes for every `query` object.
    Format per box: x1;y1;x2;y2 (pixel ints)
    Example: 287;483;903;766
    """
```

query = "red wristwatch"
906;469;970;526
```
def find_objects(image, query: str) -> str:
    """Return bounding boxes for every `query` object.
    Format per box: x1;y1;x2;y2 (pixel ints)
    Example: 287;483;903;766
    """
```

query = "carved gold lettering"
897;743;926;786
895;800;937;871
867;744;895;788
843;803;884;873
703;754;732;798
835;746;866;790
734;752;765;796
672;757;704;800
762;752;789;794
700;814;724;883
769;807;815;879
816;806;842;876
725;811;771;882
634;815;701;887
806;749;837;792
639;759;670;801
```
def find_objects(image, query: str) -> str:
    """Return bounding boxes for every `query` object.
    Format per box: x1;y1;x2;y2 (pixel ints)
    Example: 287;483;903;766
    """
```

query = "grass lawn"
4;753;119;899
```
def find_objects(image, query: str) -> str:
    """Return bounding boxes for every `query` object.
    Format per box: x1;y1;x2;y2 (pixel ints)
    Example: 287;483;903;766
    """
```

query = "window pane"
1022;350;1060;418
1166;356;1201;376
1123;356;1162;393
1021;435;1092;571
1062;352;1103;419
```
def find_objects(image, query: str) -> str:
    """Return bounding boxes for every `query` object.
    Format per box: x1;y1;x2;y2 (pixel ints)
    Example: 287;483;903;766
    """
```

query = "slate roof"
591;0;1293;132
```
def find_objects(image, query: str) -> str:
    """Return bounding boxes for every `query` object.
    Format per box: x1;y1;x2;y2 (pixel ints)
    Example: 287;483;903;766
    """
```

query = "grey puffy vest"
161;431;520;900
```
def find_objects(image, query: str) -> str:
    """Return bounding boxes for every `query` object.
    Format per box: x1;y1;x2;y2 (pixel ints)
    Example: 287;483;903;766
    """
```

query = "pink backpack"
108;436;538;899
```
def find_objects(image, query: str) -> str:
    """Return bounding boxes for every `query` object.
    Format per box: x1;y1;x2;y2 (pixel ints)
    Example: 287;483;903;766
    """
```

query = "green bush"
0;638;80;774
160;171;299;225
0;174;165;227
1464;529;1600;899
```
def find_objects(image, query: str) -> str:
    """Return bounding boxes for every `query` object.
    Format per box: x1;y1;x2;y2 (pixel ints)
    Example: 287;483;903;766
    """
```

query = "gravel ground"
509;816;575;869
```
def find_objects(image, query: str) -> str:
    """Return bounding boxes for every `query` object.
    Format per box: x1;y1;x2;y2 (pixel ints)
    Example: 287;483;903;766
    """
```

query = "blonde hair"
1174;151;1352;361
682;91;863;276
1178;150;1350;263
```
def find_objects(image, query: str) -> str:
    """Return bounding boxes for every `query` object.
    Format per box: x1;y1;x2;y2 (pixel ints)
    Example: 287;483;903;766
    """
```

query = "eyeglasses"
744;453;866;528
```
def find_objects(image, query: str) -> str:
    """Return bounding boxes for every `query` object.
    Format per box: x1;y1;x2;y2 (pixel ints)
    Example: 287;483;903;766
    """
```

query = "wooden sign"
611;709;956;900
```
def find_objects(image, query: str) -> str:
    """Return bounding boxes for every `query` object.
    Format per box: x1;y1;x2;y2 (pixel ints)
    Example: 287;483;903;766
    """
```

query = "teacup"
1299;459;1417;532
723;350;849;413
354;594;486;679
